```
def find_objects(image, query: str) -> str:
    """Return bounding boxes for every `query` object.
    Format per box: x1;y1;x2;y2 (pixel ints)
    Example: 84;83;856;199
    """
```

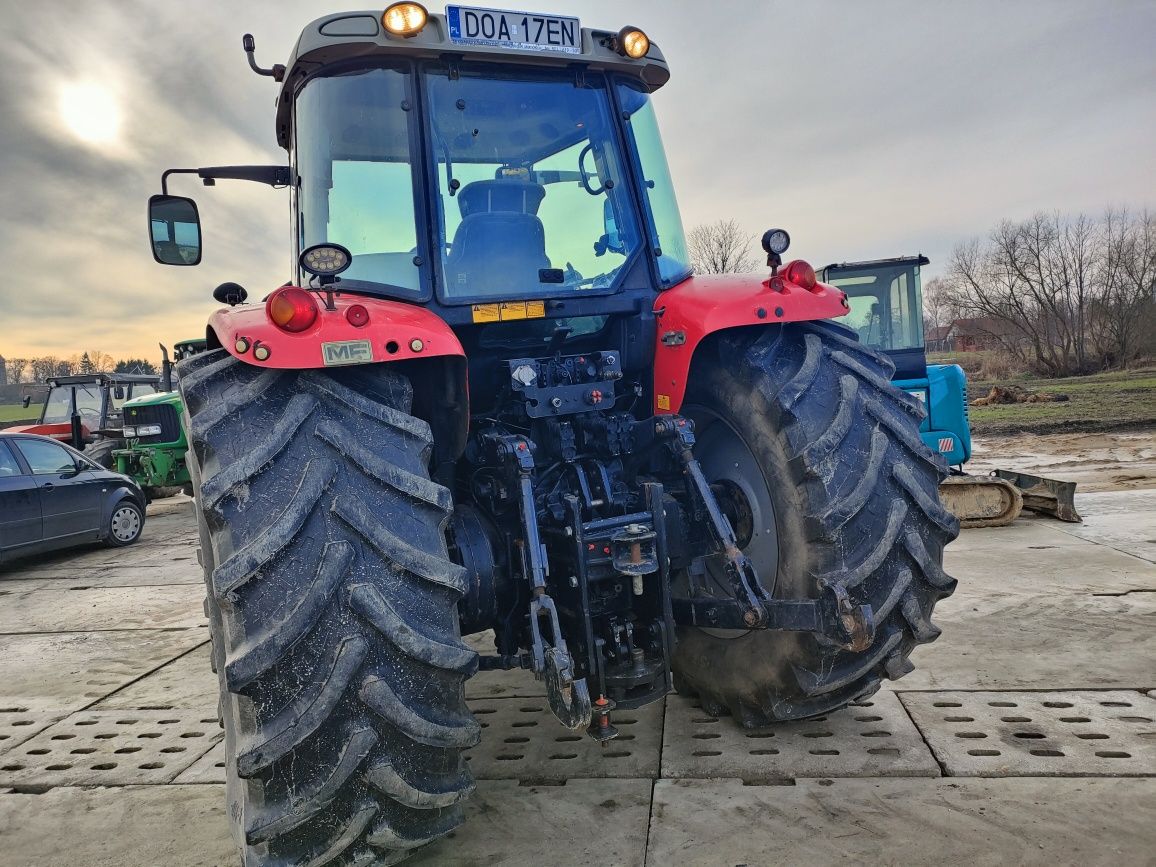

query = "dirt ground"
969;428;1156;493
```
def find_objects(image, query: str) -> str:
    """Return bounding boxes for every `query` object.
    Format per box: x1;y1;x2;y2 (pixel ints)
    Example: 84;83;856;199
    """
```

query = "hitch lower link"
486;432;593;731
656;416;876;653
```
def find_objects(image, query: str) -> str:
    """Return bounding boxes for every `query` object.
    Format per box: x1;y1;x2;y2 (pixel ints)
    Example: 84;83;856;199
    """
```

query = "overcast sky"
0;0;1152;363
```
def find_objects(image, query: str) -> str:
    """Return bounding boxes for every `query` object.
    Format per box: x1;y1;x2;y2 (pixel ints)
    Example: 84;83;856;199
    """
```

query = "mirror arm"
161;166;291;195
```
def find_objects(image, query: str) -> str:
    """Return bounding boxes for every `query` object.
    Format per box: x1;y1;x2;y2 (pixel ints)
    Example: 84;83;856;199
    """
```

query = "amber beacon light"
383;2;429;36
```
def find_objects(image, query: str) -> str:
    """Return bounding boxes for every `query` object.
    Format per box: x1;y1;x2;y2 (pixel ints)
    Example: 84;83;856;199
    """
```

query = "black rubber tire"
672;321;959;724
85;439;118;470
178;349;479;867
103;497;144;547
144;485;182;500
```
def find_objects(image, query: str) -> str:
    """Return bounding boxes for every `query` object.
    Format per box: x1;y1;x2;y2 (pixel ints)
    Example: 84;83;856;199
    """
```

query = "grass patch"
963;367;1156;435
0;404;35;423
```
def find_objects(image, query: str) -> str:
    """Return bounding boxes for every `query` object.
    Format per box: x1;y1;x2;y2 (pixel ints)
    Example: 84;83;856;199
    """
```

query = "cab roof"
274;11;670;148
45;373;160;388
822;255;930;272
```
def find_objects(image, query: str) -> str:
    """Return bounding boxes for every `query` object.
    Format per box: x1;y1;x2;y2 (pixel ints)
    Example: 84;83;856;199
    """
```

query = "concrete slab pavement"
1058;490;1156;563
661;691;939;781
0;629;209;713
900;690;1155;777
93;643;215;710
0;784;234;867
645;777;1156;866
1;487;1154;865
0;584;208;633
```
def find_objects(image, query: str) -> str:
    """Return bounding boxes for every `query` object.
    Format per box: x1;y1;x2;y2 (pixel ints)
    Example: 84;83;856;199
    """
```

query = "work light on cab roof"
383;1;429;36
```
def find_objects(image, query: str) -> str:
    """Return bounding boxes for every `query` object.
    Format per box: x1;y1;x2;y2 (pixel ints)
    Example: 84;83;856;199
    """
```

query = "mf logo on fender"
322;339;373;366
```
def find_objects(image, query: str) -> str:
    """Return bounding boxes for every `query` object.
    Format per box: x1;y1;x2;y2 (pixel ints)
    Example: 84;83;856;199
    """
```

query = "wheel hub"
111;506;140;542
684;407;779;638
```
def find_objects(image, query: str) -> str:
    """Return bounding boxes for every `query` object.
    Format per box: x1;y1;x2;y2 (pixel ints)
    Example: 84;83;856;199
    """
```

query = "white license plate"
446;5;580;54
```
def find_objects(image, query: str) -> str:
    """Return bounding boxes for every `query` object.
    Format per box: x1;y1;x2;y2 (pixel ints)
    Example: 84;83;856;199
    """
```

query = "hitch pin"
589;694;618;746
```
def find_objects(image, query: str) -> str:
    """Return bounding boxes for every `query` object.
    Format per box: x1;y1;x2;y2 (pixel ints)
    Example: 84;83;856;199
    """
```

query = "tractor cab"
172;339;207;363
820;256;928;380
821;257;970;465
9;373;160;454
148;8;696;395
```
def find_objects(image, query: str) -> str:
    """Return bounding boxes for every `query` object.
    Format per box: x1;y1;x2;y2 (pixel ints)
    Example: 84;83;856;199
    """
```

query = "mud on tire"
673;321;959;724
179;349;478;866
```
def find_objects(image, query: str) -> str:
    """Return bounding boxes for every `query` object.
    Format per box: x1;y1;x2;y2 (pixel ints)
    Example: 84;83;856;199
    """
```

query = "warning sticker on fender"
322;339;373;366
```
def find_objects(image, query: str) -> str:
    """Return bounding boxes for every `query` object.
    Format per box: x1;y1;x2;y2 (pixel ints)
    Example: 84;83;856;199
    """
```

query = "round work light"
383;3;429;36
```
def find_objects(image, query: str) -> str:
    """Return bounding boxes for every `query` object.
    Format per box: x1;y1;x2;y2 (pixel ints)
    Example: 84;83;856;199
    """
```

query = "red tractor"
150;6;957;864
9;373;160;467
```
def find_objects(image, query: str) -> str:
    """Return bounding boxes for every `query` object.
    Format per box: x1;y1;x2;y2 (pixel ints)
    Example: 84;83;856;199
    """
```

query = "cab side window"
0;441;24;477
14;439;77;475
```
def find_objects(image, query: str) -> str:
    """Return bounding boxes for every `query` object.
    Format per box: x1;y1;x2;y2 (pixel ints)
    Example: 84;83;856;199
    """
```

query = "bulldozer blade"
938;475;1024;529
991;469;1082;523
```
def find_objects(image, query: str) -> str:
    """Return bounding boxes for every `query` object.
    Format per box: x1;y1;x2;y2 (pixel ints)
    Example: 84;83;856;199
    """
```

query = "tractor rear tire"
85;439;118;470
179;349;478;866
673;321;958;724
144;485;182;501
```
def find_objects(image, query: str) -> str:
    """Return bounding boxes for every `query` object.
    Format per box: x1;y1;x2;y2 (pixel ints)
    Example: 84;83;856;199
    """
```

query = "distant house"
950;317;1021;352
925;325;954;352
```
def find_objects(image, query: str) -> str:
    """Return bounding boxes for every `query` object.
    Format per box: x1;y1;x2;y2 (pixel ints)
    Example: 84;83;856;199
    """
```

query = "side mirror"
149;194;202;266
114;386;126;400
22;395;31;409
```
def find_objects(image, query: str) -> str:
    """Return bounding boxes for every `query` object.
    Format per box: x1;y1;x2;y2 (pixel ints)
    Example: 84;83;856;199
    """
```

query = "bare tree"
87;350;115;373
922;277;957;335
943;212;1105;375
29;357;60;382
1092;209;1156;367
5;357;29;383
687;219;758;274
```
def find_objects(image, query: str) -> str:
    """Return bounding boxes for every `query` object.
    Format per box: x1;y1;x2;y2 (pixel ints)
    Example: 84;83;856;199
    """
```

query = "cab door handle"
41;483;54;492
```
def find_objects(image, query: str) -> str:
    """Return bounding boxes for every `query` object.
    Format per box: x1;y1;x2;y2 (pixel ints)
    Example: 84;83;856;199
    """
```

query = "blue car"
0;431;146;563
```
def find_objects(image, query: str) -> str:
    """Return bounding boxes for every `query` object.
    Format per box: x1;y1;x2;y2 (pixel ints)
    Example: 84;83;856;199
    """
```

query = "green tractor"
113;340;207;500
148;6;956;864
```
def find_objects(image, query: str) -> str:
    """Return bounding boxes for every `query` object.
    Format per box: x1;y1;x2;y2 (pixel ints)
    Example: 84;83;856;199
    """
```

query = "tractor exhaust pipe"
69;386;83;450
159;344;173;393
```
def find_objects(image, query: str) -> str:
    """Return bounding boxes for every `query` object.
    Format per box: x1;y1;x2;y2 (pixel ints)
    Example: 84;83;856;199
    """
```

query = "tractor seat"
457;179;545;217
446;180;551;296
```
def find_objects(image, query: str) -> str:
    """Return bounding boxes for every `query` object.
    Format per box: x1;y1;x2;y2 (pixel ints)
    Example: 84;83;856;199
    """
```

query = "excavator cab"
822;256;1080;527
821;256;970;465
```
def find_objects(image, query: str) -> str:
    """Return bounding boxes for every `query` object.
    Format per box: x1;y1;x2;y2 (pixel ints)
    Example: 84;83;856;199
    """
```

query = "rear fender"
4;423;88;443
207;291;465;369
652;273;848;413
206;291;470;458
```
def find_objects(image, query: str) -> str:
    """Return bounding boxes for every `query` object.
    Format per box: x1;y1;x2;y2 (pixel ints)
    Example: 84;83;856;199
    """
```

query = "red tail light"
345;304;370;327
266;287;318;333
784;260;817;290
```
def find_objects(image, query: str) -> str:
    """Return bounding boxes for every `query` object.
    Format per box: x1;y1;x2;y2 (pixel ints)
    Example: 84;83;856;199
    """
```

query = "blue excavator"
820;256;1079;527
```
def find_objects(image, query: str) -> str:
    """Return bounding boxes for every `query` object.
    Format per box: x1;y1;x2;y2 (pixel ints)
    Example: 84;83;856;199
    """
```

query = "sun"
58;81;122;145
